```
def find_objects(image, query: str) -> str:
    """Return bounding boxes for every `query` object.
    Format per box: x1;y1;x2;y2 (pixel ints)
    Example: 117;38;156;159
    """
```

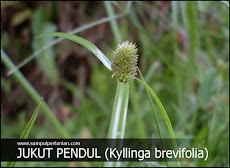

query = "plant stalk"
102;81;129;167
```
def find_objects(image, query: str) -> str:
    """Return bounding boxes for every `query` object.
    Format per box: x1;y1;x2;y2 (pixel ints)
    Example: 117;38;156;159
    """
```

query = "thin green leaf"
7;9;126;76
104;1;122;43
6;99;42;167
135;77;181;167
138;68;168;166
171;1;179;29
37;32;112;71
186;1;198;60
20;98;43;139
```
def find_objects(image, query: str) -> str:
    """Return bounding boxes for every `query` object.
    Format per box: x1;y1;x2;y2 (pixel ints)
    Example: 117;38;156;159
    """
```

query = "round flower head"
111;41;138;83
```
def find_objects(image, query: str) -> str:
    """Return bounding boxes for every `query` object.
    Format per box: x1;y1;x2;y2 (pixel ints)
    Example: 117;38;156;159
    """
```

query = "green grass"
1;1;229;167
6;99;42;167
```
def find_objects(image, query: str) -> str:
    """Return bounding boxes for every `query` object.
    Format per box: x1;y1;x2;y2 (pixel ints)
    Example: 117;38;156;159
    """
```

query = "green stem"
1;49;69;138
102;81;129;167
107;81;129;139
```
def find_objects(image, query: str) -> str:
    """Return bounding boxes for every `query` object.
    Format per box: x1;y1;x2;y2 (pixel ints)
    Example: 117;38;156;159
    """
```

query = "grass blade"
138;69;168;166
135;77;181;167
7;13;126;76
186;1;198;61
104;1;122;43
5;99;42;167
20;98;43;139
37;32;112;71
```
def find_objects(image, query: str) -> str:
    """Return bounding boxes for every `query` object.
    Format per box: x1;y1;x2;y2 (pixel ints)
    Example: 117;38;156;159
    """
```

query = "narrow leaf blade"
136;78;181;167
5;99;42;167
20;98;43;139
37;32;112;71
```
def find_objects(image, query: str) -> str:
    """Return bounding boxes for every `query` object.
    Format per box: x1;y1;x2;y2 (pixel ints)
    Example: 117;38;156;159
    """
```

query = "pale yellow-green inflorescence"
111;41;139;83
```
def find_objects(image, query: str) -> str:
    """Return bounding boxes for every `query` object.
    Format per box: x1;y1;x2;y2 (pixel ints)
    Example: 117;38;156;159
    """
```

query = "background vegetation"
1;1;229;167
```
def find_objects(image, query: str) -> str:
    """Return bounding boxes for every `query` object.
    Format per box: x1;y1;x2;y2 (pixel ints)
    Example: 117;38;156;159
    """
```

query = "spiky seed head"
111;41;138;83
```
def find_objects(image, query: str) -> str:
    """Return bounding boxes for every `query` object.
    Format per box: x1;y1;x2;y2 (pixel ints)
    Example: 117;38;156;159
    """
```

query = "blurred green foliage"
32;8;58;84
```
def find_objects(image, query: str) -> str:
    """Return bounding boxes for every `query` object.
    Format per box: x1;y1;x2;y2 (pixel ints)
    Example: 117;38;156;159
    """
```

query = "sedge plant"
36;32;180;167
